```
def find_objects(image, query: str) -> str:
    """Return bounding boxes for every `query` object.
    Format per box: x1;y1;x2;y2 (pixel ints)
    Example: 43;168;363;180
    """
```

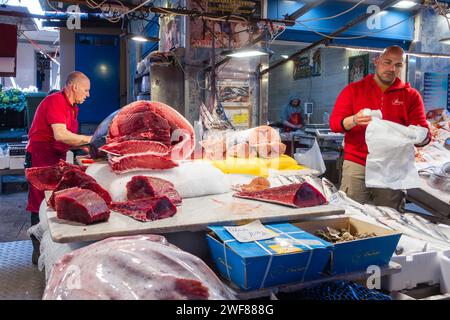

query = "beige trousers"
340;160;405;212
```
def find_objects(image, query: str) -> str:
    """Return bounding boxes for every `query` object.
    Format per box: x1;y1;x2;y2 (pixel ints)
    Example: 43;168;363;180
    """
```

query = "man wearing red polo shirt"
330;46;430;211
26;71;92;263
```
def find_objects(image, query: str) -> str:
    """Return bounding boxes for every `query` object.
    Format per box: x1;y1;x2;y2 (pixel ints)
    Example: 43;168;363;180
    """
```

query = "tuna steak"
127;176;182;205
108;153;178;173
25;160;84;191
234;182;327;208
54;187;110;225
48;169;112;209
110;196;177;222
100;140;169;156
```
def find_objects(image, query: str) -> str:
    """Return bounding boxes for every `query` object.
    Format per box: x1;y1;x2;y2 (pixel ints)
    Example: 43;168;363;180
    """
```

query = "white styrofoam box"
381;250;441;292
439;250;450;294
0;154;9;169
9;156;25;169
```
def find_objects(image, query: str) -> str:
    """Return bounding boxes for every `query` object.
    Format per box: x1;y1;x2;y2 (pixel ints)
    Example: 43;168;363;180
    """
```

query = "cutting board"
46;192;344;243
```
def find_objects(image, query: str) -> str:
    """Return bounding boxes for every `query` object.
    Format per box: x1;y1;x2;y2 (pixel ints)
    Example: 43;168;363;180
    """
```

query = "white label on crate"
294;239;325;247
224;220;278;243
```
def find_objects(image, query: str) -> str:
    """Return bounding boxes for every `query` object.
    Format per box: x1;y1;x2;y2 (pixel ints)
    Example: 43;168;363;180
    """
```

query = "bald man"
25;71;92;263
330;46;430;211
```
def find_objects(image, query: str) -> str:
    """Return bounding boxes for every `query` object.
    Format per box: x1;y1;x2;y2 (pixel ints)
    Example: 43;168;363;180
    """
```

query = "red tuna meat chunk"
234;182;327;208
48;169;112;209
109;109;170;138
127;176;182;205
110;196;177;222
54;187;110;225
100;140;169;156
108;153;178;173
25;160;84;191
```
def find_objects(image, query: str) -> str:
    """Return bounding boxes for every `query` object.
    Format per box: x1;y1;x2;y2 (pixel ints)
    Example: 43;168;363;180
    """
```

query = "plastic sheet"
43;235;236;300
365;118;428;189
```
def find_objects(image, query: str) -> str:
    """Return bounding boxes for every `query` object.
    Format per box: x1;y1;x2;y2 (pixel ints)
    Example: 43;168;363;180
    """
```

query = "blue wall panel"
75;34;120;124
268;0;414;48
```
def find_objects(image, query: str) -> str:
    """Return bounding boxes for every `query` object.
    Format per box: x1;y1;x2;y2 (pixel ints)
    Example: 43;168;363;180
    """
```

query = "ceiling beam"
286;0;326;20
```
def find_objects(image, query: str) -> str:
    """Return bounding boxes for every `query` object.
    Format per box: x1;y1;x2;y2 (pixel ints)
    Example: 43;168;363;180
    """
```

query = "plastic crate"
381;250;441;291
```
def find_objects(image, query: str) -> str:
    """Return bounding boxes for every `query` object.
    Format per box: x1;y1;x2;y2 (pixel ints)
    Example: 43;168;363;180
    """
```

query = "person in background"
280;94;305;132
330;45;430;211
25;71;92;264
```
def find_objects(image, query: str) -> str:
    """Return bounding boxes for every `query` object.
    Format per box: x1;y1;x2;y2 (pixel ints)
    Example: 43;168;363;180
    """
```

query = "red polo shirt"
330;74;430;166
27;90;79;154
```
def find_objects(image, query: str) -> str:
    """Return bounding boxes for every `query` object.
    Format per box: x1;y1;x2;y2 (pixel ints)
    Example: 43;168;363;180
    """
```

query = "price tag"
224;220;278;243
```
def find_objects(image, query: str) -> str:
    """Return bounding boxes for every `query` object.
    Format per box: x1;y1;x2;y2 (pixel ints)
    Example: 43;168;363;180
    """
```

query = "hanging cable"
296;0;367;23
295;14;414;40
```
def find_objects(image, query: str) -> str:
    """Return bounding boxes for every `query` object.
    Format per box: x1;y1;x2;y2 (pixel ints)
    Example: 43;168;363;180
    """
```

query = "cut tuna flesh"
109;109;170;138
48;169;112;209
106;129;172;146
25;160;84;191
234;182;327;208
109;153;178;173
54;187;110;225
127;176;182;205
174;278;209;299
100;140;169;156
107;101;195;159
110;196;177;222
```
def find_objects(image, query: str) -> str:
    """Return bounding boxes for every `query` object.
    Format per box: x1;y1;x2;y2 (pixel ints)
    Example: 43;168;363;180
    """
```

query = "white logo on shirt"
392;98;404;106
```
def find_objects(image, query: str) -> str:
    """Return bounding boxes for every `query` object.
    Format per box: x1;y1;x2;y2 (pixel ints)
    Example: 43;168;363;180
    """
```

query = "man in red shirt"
330;46;430;211
26;71;92;263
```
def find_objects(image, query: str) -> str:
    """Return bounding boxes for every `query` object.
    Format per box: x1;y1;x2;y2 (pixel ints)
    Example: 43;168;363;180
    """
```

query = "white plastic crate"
440;250;450;294
0;154;9;169
381;250;441;292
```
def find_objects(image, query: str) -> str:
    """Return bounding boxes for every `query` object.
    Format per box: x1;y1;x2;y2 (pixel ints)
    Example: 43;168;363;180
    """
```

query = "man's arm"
51;124;91;146
330;86;371;132
407;90;431;147
283;120;301;129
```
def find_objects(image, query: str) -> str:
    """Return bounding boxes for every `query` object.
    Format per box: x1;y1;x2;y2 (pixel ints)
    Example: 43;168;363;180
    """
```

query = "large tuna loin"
25;160;84;191
127;176;182;205
54;187;110;225
48;169;112;209
110;196;177;222
234;182;327;208
107;101;195;160
43;235;235;300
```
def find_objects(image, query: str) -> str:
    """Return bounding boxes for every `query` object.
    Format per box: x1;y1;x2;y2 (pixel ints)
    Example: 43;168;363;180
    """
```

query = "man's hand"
353;109;372;126
342;109;372;130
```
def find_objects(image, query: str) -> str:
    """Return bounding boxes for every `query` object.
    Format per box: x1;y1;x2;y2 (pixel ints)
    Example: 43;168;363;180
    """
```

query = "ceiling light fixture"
222;47;273;58
392;1;418;9
440;37;450;45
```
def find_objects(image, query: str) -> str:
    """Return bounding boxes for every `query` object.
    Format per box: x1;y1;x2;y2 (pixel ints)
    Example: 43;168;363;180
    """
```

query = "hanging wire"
295;14;414;40
296;0;367;23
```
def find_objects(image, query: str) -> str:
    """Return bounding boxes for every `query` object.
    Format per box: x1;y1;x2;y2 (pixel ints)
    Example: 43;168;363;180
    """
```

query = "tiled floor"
0;191;31;242
0;240;45;300
0;191;45;300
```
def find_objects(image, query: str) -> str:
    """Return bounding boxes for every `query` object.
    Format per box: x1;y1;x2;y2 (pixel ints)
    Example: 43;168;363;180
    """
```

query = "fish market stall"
409;112;450;219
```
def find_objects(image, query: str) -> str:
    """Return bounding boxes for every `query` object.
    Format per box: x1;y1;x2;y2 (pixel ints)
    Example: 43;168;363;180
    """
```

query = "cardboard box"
207;222;332;291
294;217;402;275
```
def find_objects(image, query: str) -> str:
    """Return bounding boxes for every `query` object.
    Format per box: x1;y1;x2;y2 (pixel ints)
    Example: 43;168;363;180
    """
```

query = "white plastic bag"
365;118;428;189
43;235;236;300
294;139;326;175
